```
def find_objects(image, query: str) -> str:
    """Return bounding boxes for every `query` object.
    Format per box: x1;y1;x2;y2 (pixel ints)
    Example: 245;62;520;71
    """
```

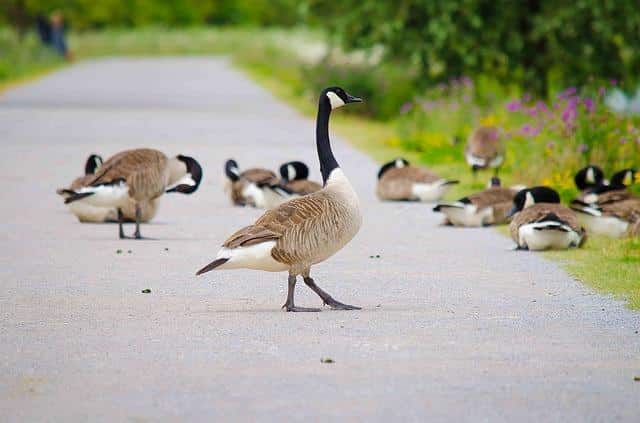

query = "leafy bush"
0;29;62;84
308;0;640;95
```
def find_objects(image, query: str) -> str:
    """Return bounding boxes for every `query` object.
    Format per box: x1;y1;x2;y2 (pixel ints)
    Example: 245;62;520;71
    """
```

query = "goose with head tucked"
574;164;605;192
58;154;159;223
508;186;586;250
196;87;363;312
433;177;519;227
63;148;202;239
279;161;322;195
376;158;458;202
224;159;291;208
465;126;505;175
572;167;638;206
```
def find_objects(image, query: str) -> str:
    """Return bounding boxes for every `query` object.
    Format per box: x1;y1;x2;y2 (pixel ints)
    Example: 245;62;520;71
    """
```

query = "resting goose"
571;197;640;238
572;168;637;206
224;159;290;208
574;165;605;192
279;161;322;195
507;186;586;250
465;126;505;175
63;148;202;239
376;158;458;202
433;177;518;227
58;154;158;223
197;87;363;312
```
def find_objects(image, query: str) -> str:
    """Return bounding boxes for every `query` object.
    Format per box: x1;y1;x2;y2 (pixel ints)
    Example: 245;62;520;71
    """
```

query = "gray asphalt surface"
1;58;638;422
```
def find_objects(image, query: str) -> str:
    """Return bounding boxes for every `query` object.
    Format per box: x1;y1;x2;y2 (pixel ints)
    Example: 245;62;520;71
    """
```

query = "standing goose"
376;158;459;202
58;154;159;223
433;177;519;227
507;186;586;250
197;87;363;312
224;159;291;208
63;148;202;239
464;126;505;175
279;161;322;195
571;197;640;238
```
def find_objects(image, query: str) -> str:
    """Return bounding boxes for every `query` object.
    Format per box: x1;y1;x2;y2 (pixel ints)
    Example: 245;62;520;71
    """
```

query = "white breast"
411;180;453;202
518;222;582;250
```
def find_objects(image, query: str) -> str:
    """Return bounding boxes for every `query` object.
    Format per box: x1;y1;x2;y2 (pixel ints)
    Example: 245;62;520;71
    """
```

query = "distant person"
36;11;72;60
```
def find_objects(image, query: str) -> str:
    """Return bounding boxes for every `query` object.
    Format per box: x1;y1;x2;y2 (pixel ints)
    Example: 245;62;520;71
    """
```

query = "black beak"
346;93;363;103
506;205;518;219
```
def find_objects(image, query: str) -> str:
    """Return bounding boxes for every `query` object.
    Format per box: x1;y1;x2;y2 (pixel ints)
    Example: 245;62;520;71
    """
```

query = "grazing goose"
465;126;505;175
433;177;519;227
58;154;159;223
224;159;291;208
63;148;202;239
376;158;459;202
571;197;640;238
279;161;322;195
507;186;586;250
196;87;363;312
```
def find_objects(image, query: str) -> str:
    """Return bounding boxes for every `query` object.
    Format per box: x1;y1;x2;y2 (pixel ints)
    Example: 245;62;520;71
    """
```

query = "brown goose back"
376;166;441;200
87;148;169;202
285;179;322;195
465;126;504;163
509;203;583;242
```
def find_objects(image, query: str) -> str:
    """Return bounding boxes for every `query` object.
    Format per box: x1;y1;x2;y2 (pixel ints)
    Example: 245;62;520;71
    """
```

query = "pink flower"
535;101;549;114
526;106;538;117
558;87;577;100
547;141;556;149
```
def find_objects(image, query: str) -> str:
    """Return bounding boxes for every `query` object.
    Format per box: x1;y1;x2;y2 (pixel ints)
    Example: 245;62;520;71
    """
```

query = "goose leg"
282;275;321;312
133;203;143;239
118;208;127;239
302;274;361;311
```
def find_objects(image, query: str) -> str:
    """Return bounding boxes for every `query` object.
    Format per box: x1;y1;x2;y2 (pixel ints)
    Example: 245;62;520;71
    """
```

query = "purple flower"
577;144;588;153
561;97;578;126
526;106;538;117
460;76;473;87
520;124;540;137
400;102;413;114
535;101;549;114
506;100;522;112
558;86;577;100
522;93;532;102
547;141;556;149
583;97;595;113
610;79;618;86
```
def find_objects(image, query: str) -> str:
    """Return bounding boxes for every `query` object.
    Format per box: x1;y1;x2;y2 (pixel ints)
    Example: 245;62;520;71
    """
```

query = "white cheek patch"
167;173;196;191
395;159;405;168
586;167;595;184
287;164;296;180
326;91;345;109
523;191;535;209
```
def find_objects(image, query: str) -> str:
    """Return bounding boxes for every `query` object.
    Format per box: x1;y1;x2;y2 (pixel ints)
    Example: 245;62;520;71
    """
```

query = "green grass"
4;26;638;309
0;29;66;91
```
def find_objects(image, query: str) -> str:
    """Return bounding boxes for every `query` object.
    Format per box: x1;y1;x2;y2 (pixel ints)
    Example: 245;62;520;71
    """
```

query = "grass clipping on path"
546;237;640;310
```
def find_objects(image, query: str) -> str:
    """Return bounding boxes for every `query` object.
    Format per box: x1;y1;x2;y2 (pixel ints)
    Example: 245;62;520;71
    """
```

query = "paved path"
1;58;638;422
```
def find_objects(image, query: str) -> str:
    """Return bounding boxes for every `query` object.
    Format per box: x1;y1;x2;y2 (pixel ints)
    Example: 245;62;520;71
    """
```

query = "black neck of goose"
317;97;339;185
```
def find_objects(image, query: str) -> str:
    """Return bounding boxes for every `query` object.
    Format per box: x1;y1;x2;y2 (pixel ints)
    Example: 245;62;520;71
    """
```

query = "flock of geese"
56;86;638;311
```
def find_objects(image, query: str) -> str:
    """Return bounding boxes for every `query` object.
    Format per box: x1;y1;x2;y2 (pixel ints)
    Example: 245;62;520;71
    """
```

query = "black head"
321;86;363;110
610;168;637;187
489;177;501;187
84;154;103;175
167;155;202;194
507;186;561;218
224;159;240;182
279;161;309;182
377;158;410;179
574;165;604;190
